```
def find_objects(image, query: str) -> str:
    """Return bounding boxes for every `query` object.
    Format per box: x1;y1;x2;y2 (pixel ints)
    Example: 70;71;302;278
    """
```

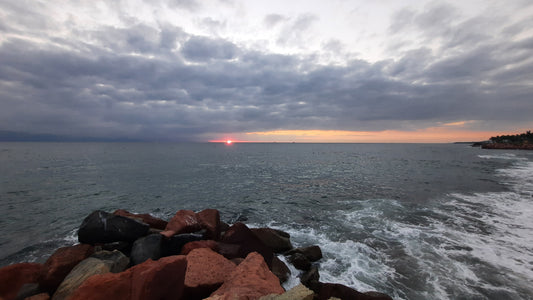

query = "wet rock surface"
0;208;393;300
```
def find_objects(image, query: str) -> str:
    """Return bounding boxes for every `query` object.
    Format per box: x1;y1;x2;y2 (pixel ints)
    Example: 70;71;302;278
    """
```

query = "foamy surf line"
260;155;533;299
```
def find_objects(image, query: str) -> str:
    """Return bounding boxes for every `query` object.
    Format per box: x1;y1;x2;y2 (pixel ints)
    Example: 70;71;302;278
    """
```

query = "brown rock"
70;255;187;300
113;209;168;230
251;228;293;253
0;263;42;300
39;244;94;294
197;209;221;240
221;223;274;268
24;293;50;300
180;240;218;255
210;252;284;300
184;248;237;299
161;210;201;238
271;256;290;284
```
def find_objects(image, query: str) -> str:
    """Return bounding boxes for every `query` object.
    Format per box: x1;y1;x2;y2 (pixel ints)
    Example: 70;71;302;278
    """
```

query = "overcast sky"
1;0;532;142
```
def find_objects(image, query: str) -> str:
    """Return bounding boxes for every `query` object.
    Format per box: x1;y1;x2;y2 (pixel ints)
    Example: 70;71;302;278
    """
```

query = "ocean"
0;142;532;299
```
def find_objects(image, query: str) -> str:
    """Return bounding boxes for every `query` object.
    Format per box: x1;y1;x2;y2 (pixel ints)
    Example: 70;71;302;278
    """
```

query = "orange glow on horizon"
238;128;526;143
207;124;531;143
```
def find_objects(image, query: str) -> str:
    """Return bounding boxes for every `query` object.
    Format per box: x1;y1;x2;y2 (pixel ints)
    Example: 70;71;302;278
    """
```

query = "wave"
267;154;533;299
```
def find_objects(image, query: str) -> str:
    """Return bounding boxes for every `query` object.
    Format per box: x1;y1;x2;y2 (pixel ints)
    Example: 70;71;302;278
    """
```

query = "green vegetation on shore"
482;130;533;150
490;131;533;144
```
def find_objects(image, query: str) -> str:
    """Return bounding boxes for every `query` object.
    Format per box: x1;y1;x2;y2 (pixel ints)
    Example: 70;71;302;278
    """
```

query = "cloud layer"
0;0;532;141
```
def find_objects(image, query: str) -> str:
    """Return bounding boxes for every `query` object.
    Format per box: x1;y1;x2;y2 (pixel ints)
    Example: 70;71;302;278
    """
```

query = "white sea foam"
478;153;527;160
264;155;533;299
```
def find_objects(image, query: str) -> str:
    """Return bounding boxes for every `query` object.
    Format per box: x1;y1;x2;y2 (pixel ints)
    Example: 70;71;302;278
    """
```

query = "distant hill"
0;130;139;142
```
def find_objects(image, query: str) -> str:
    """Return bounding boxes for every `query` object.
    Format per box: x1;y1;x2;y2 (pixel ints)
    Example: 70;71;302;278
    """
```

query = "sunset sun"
226;140;233;145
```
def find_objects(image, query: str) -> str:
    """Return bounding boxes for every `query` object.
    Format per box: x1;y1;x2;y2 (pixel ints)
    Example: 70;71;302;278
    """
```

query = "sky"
1;0;532;143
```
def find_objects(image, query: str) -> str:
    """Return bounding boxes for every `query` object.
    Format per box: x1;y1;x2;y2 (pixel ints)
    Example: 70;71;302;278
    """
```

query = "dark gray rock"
161;233;204;256
78;210;150;244
100;241;132;256
15;283;42;300
130;234;163;265
271;256;291;283
286;245;322;262
288;253;311;271
300;265;320;289
364;291;394;300
251;228;293;253
90;250;129;273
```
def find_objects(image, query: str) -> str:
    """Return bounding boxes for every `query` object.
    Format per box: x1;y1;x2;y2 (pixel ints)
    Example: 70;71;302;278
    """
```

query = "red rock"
210;252;284;300
180;240;218;255
184;248;236;299
24;293;50;300
70;255;187;300
161;210;201;238
39;244;94;294
196;209;221;240
113;209;168;230
0;263;42;300
221;222;274;268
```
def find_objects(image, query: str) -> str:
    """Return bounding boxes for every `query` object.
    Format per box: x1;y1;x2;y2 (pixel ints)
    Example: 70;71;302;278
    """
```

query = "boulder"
99;241;132;256
70;255;187;300
161;210;201;238
51;257;110;300
180;240;218;255
130;234;163;265
15;283;42;299
271;256;290;284
0;262;42;300
220;221;230;232
300;266;320;289
209;252;284;300
184;248;237;299
39;244;94;294
286;245;322;262
259;284;314;300
161;233;204;256
24;293;50;300
89;250;129;273
251;228;293;253
315;283;392;300
364;291;394;300
78;210;149;244
113;209;168;230
288;253;311;271
220;222;274;268
197;209;221;240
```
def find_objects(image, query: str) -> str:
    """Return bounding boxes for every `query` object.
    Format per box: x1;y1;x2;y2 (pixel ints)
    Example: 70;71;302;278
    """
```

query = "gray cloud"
0;1;532;141
181;36;239;62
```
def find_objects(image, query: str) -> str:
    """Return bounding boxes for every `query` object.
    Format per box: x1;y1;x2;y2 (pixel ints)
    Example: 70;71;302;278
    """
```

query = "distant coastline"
469;130;533;150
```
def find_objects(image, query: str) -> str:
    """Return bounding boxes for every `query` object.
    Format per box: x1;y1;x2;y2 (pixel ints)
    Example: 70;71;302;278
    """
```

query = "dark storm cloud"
0;1;532;141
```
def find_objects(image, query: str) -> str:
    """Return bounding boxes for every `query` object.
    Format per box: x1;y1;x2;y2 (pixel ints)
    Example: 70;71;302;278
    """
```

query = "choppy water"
1;142;532;299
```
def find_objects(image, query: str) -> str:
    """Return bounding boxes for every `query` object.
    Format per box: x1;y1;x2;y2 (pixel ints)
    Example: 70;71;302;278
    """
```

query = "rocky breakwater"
0;208;393;300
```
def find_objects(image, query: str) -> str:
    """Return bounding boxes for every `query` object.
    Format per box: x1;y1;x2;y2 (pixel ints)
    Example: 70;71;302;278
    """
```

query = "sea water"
0;142;532;299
